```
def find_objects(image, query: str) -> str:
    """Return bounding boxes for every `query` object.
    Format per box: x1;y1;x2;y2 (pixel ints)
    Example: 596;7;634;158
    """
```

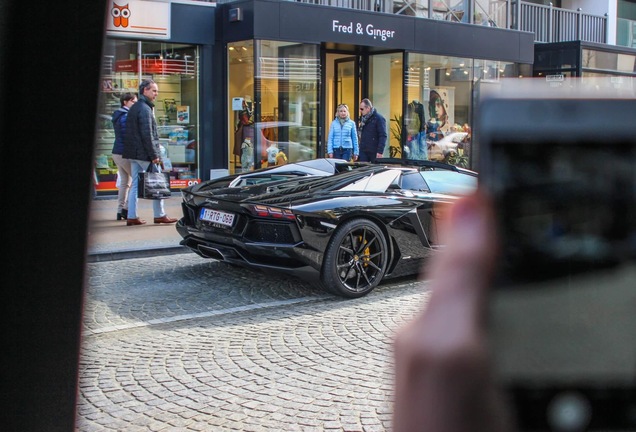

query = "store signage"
96;178;199;191
115;59;193;74
106;0;170;40
279;2;413;50
229;8;242;22
332;20;396;42
545;74;565;82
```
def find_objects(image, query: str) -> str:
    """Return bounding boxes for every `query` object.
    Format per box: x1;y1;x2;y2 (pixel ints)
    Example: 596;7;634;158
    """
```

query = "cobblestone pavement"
77;254;431;431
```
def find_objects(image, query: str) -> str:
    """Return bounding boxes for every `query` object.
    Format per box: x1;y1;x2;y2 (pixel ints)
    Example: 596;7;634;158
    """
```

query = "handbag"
138;163;171;200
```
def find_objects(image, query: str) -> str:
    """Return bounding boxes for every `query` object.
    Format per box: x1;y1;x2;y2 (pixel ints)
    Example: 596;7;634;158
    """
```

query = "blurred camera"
477;86;636;431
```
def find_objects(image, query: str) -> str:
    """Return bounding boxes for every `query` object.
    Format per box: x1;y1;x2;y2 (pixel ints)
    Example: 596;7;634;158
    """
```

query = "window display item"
241;138;254;171
177;105;189;124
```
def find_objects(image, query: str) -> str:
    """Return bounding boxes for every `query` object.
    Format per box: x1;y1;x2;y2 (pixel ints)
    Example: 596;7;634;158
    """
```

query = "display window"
95;40;200;192
224;39;527;173
368;52;405;159
228;40;319;173
403;53;518;169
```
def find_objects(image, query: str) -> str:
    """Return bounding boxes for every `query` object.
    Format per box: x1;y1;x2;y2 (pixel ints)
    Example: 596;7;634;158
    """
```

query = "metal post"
604;13;609;44
428;0;433;19
548;2;553;43
577;8;582;41
507;0;511;29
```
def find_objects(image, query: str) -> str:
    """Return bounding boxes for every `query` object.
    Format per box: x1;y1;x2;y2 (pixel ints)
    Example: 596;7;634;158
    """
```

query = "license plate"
199;208;235;227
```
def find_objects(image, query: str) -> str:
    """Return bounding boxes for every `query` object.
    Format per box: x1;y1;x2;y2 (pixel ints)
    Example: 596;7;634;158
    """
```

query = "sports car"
197;157;353;190
176;159;478;298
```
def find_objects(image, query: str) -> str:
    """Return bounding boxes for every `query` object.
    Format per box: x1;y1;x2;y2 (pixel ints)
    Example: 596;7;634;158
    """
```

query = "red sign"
96;179;200;192
170;179;201;189
115;59;194;75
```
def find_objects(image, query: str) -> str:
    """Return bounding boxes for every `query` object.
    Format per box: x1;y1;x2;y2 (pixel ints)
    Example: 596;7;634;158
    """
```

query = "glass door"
367;52;404;158
324;53;360;157
334;56;359;121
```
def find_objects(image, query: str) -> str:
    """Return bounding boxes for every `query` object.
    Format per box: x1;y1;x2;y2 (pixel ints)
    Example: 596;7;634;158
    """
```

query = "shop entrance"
323;53;361;156
323;50;404;159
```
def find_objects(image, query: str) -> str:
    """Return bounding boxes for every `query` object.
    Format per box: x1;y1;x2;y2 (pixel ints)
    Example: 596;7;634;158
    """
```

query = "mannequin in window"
233;99;254;169
406;100;426;160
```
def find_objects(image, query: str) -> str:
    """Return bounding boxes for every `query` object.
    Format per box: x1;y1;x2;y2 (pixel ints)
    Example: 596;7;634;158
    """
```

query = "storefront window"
96;40;199;192
228;40;319;173
403;54;518;168
403;54;471;164
582;49;636;75
369;52;404;158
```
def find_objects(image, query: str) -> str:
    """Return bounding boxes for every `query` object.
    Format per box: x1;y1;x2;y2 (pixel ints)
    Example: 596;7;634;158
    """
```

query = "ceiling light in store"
241;46;248;51
229;46;235;51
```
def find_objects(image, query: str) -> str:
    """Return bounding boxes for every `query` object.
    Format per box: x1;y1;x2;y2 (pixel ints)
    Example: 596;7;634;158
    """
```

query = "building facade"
95;0;635;192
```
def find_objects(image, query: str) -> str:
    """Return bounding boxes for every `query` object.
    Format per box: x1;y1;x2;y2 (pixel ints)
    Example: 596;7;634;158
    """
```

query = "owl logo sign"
111;3;131;28
106;0;170;39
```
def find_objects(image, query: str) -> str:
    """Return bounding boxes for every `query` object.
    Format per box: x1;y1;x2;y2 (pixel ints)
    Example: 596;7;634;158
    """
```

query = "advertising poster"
177;105;190;124
424;87;454;134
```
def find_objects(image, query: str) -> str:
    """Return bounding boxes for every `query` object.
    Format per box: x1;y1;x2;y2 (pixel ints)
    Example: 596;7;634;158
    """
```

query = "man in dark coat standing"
358;98;387;162
123;79;177;226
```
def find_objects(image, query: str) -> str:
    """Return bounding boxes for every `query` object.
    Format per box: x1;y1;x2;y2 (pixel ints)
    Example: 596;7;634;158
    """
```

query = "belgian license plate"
200;208;235;227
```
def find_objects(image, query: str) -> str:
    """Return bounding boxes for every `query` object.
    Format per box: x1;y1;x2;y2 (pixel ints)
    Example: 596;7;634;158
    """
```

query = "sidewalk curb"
87;246;191;263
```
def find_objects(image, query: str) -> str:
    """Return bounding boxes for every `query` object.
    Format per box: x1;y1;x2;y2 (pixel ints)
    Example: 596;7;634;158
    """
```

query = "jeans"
358;150;377;162
111;153;132;212
128;159;166;219
333;147;352;162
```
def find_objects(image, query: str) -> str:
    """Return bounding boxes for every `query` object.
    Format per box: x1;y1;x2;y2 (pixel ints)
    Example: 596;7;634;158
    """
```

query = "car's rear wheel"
321;218;388;298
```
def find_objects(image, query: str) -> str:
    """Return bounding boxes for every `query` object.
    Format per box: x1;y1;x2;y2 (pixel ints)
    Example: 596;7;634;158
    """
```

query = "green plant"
390;114;402;143
388;114;404;159
445;148;470;168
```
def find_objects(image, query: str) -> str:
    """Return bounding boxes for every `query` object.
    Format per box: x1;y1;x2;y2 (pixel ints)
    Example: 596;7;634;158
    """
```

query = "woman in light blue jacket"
327;103;359;161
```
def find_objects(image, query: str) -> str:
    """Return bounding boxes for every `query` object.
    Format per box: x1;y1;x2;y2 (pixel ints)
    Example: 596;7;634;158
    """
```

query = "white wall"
562;0;617;44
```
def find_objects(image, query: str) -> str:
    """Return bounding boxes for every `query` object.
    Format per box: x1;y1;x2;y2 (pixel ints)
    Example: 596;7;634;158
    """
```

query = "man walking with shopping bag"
123;79;177;226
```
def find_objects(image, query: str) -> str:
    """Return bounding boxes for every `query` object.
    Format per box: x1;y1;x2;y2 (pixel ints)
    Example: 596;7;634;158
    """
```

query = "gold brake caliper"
357;235;371;266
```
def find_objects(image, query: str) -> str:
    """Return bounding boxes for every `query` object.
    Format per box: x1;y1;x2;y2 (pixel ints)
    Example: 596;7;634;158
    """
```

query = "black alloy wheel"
321;218;388;298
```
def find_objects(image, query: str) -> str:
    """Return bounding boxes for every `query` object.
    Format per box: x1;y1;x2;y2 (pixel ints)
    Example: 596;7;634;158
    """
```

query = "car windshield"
421;170;477;195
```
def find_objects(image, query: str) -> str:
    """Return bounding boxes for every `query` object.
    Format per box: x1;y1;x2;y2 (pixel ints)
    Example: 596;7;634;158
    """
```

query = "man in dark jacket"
123;79;177;226
358;98;387;162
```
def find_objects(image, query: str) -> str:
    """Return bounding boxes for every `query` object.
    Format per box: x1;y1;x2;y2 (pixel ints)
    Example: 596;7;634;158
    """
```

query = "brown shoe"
153;215;177;224
127;218;146;226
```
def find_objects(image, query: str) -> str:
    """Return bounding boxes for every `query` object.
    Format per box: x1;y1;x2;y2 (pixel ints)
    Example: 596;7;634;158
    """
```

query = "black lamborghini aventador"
176;159;477;298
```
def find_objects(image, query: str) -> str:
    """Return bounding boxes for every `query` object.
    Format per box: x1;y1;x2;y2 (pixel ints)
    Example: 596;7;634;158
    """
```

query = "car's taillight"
249;204;296;220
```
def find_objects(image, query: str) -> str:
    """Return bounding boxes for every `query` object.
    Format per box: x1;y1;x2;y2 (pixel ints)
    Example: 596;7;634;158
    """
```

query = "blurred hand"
392;192;514;432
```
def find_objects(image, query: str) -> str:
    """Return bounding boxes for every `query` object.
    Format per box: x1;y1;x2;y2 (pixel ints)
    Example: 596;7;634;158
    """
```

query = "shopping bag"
138;163;171;200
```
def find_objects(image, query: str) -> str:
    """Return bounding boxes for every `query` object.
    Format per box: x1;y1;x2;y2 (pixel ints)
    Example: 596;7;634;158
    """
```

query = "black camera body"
477;95;636;431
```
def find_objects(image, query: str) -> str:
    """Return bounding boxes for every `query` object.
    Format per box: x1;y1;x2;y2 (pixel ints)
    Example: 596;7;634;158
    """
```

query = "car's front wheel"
321;218;388;298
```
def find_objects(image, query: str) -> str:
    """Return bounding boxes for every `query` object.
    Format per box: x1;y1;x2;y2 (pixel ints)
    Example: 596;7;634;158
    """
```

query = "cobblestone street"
77;254;430;431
